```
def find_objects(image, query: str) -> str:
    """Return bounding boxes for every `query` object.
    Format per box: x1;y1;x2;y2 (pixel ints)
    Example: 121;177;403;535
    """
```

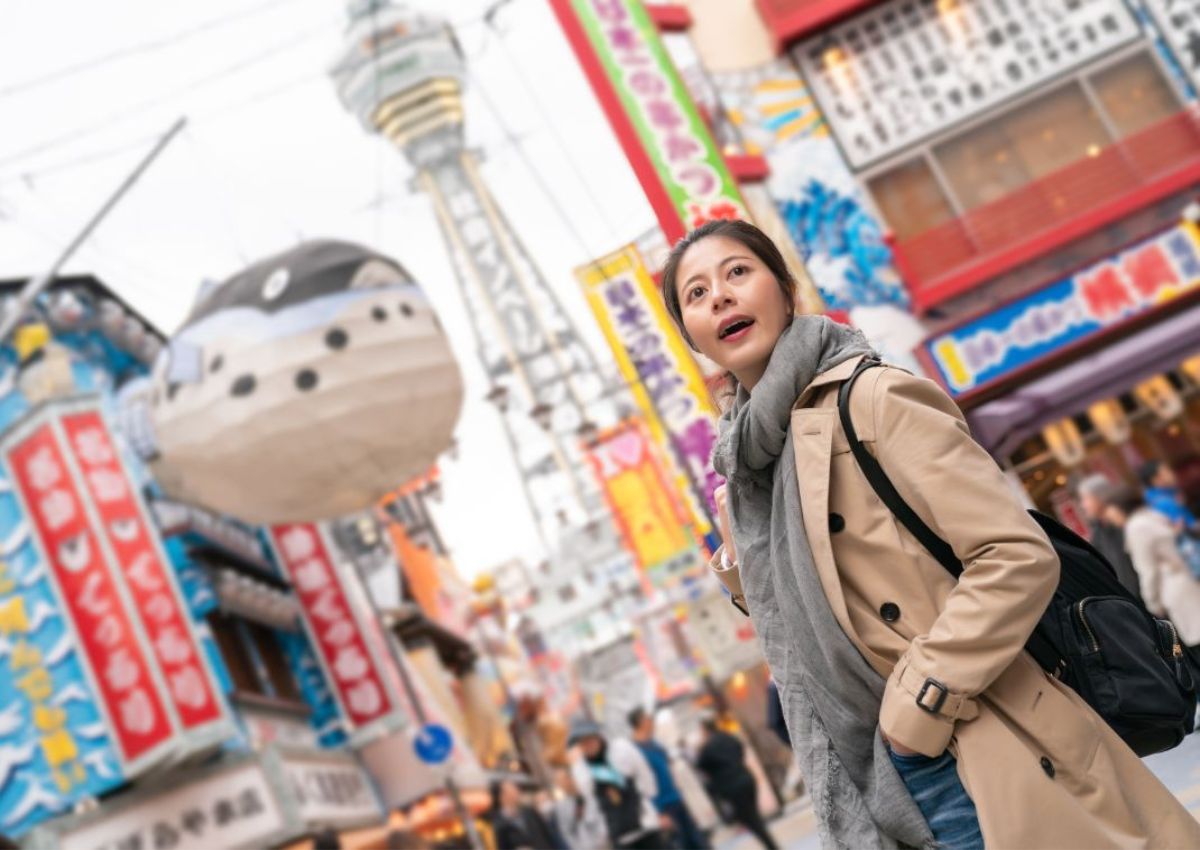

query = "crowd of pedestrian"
1075;460;1200;668
482;709;781;850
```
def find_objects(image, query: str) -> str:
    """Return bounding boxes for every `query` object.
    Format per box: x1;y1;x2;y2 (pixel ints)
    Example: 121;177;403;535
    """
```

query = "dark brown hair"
660;219;797;351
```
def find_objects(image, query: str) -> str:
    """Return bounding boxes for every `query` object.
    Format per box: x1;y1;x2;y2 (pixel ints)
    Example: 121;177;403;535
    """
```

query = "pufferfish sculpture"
145;240;464;524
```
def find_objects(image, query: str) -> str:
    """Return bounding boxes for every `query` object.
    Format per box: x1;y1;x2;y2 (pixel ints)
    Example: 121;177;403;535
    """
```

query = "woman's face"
676;234;792;390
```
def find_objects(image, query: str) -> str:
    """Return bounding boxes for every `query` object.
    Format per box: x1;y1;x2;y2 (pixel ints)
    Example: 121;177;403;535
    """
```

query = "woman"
1107;485;1200;665
661;219;1200;849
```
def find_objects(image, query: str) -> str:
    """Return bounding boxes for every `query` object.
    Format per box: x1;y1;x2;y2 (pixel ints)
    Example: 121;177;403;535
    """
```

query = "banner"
576;245;720;545
922;221;1200;398
550;0;747;243
584;420;701;593
8;418;175;771
269;524;401;734
59;410;224;734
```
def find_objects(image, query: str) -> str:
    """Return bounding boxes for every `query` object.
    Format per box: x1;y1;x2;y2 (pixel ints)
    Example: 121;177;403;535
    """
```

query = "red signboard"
9;423;174;764
60;410;222;730
270;524;394;730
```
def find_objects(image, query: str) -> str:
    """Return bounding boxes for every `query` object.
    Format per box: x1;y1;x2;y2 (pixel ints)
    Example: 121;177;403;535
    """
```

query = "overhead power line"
0;0;303;101
0;20;336;171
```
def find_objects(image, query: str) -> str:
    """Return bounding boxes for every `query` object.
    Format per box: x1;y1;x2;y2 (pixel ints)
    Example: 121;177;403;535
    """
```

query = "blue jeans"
661;799;710;850
888;748;984;850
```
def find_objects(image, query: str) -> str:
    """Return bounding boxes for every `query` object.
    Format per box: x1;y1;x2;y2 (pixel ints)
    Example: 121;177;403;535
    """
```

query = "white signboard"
284;756;383;827
686;592;763;682
1143;0;1200;90
794;0;1140;168
59;763;286;850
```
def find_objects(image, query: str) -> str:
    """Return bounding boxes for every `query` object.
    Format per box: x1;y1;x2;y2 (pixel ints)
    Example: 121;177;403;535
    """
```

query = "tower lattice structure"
331;2;630;567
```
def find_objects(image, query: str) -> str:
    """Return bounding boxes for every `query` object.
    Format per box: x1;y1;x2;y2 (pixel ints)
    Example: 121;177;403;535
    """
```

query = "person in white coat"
567;719;668;850
550;767;611;850
1108;485;1200;662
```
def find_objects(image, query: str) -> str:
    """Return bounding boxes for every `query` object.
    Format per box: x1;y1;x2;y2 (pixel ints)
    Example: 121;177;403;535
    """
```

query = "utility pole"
0;117;186;344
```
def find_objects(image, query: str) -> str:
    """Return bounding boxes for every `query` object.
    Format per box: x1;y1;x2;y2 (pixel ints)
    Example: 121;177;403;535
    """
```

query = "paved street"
713;732;1200;850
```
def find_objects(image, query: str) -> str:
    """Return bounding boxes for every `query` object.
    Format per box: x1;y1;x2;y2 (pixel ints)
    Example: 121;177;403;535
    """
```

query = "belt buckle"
916;677;949;715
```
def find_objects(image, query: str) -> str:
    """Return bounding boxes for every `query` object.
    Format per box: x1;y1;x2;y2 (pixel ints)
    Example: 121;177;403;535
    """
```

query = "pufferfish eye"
262;267;290;302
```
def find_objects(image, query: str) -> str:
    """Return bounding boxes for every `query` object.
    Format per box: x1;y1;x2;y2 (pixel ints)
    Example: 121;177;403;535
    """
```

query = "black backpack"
588;766;645;844
839;358;1196;757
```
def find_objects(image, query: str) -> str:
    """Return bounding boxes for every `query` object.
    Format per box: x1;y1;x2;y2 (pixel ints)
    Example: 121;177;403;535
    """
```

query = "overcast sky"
0;0;658;578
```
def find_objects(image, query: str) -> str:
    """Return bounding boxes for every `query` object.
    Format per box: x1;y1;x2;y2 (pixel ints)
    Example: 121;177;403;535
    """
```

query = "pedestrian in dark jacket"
489;779;558;850
694;716;778;850
1077;474;1144;603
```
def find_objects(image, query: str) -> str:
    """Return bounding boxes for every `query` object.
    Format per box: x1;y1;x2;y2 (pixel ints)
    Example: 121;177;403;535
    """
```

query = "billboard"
269;524;403;735
59;410;224;734
793;0;1139;169
576;245;720;548
584;420;701;594
6;410;194;776
550;0;748;242
922;221;1200;398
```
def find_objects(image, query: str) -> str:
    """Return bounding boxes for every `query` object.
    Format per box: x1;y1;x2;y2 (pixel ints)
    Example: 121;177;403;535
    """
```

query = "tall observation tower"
331;2;627;565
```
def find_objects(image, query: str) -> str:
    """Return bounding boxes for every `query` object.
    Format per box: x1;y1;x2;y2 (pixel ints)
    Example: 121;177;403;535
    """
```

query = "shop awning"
967;298;1200;459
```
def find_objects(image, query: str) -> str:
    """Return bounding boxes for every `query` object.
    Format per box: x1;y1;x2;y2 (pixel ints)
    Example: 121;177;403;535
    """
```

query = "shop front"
25;747;386;850
918;217;1200;521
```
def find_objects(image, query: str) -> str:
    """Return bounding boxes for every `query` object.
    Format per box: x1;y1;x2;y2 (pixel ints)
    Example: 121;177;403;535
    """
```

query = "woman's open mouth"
718;317;755;342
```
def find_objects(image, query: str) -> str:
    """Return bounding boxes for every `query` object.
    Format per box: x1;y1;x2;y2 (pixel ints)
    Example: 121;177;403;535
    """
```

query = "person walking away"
694;715;779;850
1107;486;1200;672
661;218;1200;848
1140;460;1198;530
567;719;667;850
550;766;611;850
488;779;558;850
1077;474;1143;603
628;707;710;849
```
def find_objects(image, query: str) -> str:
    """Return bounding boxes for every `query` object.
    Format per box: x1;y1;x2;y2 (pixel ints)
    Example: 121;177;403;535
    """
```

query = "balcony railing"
890;110;1200;314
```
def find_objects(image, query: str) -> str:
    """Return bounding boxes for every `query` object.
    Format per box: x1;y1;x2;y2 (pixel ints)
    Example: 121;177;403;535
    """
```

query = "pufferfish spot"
399;303;414;318
326;328;349;350
231;374;256;397
295;370;318;391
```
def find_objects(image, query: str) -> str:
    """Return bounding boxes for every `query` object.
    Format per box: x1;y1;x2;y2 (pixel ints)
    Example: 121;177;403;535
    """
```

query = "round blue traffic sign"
414;723;454;765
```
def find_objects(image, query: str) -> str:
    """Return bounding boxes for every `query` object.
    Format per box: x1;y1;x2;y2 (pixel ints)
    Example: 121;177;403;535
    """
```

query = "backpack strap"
836;358;964;579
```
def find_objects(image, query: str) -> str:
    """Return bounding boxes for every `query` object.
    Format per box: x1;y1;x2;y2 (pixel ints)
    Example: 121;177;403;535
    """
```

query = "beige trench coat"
714;356;1200;849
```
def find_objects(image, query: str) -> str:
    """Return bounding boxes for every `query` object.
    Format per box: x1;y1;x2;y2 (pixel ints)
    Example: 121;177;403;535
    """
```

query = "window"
867;158;956;241
209;612;302;703
1091;53;1180;137
865;50;1180;239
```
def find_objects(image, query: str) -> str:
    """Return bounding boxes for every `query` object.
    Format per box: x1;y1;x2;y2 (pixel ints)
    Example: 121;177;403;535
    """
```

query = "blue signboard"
923;224;1200;397
0;468;126;837
413;723;453;765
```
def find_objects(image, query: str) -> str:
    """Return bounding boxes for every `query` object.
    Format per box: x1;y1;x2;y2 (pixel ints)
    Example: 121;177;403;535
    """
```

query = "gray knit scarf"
712;316;934;850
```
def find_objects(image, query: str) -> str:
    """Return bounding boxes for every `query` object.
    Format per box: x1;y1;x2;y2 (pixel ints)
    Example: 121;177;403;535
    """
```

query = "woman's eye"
730;264;747;277
689;285;705;301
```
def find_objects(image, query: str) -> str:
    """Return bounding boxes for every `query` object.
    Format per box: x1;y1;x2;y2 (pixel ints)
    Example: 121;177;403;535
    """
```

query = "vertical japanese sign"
576;245;720;538
8;421;174;768
59;410;223;732
584;420;700;592
269;524;397;733
550;0;747;243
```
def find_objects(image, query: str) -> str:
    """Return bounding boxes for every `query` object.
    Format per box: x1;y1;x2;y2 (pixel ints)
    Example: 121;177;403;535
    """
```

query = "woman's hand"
715;484;736;564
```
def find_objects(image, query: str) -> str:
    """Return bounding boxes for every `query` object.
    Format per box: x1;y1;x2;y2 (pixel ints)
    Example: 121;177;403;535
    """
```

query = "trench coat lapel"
789;406;853;636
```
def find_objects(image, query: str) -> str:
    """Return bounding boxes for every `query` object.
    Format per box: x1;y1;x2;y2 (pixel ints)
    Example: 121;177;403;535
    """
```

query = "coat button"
1040;757;1055;778
879;602;900;622
829;513;846;533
